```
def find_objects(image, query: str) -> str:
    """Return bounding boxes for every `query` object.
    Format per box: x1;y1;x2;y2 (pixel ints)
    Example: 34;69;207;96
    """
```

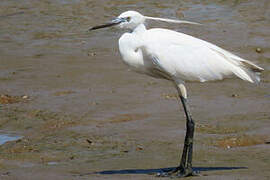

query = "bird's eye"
126;17;131;22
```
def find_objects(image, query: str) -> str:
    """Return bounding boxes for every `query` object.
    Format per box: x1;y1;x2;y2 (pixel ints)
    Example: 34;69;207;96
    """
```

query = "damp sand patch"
196;123;249;134
0;94;29;104
206;134;268;148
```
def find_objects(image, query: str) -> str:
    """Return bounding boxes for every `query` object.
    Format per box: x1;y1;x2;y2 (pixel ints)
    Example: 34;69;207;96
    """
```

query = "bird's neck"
132;24;147;34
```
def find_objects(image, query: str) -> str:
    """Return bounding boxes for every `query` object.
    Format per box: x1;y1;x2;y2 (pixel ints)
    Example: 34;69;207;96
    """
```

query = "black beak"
89;18;126;31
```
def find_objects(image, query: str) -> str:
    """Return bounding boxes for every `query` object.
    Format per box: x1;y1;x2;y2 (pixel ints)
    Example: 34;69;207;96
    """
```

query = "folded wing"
142;28;263;83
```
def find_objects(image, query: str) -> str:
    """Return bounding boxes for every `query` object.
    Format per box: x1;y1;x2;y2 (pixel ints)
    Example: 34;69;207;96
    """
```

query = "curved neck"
132;23;147;34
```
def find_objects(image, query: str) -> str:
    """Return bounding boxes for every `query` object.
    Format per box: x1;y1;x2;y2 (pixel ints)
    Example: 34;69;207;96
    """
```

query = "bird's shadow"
78;166;247;176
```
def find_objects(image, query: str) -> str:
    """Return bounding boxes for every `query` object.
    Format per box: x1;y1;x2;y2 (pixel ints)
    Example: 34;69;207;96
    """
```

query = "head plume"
145;16;201;25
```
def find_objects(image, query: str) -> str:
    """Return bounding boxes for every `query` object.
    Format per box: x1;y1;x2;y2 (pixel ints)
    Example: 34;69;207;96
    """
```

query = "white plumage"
89;10;264;177
118;21;263;84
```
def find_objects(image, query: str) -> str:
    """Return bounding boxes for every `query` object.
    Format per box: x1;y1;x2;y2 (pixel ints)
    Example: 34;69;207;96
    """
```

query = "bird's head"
89;11;145;31
117;11;145;29
89;10;200;31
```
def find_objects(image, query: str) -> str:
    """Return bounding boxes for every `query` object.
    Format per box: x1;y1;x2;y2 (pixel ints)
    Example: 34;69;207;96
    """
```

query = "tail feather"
232;59;264;84
209;47;264;84
240;60;264;73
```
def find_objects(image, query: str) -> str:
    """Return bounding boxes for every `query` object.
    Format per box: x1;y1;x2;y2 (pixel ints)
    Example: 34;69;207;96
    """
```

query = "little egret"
89;11;264;177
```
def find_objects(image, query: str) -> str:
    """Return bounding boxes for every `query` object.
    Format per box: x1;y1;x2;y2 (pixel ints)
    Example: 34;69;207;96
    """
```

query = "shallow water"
0;133;22;145
0;0;269;180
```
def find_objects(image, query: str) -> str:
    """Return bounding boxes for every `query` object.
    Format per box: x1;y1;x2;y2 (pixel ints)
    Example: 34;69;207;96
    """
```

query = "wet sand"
0;0;270;179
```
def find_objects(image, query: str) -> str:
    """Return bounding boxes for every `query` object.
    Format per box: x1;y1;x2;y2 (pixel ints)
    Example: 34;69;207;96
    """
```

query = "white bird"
89;11;264;177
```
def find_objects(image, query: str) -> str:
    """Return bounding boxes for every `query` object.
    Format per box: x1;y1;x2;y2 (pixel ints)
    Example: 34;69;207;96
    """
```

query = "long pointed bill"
89;18;125;31
145;16;201;25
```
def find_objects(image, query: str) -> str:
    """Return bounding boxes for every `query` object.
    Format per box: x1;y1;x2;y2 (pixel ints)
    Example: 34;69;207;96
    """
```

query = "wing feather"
142;28;263;83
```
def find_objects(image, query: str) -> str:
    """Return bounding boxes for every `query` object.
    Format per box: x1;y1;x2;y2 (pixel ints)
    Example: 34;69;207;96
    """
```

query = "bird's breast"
118;33;149;72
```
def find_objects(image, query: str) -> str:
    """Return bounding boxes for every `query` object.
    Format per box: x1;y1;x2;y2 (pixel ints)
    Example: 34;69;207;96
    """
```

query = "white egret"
89;11;264;177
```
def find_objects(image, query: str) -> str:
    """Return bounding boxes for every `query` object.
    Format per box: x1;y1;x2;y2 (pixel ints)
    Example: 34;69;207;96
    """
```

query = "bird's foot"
156;166;199;178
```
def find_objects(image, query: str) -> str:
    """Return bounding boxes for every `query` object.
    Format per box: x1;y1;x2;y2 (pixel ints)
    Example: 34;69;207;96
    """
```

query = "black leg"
157;95;197;178
178;96;196;176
